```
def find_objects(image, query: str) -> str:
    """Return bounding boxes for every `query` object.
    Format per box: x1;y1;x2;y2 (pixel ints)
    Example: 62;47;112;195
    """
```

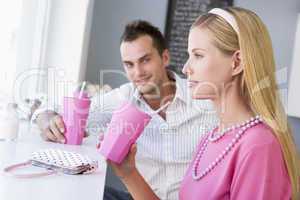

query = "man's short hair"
120;20;168;56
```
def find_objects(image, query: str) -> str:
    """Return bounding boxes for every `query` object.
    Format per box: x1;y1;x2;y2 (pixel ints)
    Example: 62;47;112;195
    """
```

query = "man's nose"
135;65;146;77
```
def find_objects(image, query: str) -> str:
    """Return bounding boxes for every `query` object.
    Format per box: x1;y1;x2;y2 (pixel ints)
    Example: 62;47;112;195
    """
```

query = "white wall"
45;0;93;84
234;0;300;71
43;0;94;104
288;14;300;118
15;0;94;106
15;0;39;101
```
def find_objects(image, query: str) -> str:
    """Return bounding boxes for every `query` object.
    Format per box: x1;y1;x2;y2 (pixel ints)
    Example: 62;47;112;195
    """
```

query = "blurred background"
1;0;299;191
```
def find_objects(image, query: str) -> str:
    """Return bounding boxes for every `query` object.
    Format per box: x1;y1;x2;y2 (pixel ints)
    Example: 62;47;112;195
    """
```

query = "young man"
34;20;217;200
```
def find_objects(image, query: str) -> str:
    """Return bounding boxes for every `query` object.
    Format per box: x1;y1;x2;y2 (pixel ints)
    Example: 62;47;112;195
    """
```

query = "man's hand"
36;112;66;143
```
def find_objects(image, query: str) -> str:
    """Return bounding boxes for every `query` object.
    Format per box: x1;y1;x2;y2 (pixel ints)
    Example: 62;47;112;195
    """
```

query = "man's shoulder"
100;82;135;101
118;82;136;96
90;82;136;111
91;82;135;98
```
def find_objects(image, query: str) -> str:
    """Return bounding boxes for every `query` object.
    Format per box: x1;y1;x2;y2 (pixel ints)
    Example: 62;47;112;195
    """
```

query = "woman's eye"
194;53;203;59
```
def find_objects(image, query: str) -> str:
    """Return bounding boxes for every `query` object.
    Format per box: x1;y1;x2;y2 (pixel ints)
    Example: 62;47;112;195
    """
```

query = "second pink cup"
99;101;151;164
62;92;91;145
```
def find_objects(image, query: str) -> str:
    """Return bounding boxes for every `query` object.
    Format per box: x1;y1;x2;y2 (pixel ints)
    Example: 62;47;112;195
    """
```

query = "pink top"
179;123;291;200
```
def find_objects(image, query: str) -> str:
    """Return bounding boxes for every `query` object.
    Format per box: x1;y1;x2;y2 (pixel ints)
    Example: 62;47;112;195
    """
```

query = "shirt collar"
169;71;187;103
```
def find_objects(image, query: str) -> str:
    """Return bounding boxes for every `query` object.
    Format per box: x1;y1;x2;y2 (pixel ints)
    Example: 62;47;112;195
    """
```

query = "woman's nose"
182;61;191;75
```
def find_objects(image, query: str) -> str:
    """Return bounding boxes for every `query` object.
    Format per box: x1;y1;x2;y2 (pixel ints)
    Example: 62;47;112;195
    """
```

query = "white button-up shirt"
86;72;218;200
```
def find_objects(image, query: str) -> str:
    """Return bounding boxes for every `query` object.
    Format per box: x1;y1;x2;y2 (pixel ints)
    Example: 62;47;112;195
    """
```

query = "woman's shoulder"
244;122;276;140
238;123;282;154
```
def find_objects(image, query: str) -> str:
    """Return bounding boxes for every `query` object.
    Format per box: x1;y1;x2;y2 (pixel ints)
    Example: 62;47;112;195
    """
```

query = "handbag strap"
3;161;56;178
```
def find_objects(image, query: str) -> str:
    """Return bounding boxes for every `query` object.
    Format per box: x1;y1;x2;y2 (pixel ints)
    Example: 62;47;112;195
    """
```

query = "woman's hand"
96;133;138;180
102;143;160;200
107;144;138;181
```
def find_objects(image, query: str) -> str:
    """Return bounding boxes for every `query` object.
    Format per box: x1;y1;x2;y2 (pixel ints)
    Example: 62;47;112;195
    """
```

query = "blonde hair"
192;7;300;199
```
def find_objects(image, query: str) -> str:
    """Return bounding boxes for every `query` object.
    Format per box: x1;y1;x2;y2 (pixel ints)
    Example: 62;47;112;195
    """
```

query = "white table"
0;121;107;200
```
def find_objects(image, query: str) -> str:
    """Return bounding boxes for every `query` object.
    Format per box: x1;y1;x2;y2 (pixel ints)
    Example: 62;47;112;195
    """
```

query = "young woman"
179;7;299;199
108;7;300;200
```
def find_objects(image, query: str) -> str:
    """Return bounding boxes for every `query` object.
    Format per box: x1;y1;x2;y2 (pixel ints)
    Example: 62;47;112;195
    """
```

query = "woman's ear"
231;50;243;76
162;49;170;67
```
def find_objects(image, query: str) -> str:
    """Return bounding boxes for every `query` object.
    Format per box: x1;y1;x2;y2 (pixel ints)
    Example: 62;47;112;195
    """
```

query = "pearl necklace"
208;116;260;142
192;115;262;181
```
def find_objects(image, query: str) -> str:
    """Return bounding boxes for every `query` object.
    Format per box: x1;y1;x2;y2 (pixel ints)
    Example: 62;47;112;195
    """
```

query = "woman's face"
183;27;236;100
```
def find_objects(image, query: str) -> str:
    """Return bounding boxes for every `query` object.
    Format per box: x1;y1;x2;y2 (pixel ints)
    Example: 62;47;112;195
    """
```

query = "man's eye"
124;63;133;68
142;58;150;64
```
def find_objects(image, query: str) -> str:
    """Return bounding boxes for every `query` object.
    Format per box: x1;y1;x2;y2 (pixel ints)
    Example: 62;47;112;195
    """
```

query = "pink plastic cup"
62;92;91;145
99;101;151;164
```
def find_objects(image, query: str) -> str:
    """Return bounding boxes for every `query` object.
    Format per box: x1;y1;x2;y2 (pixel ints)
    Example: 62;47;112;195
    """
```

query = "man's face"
120;35;170;95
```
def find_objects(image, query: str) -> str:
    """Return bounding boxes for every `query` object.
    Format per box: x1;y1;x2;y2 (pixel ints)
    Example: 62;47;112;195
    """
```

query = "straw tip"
78;81;87;98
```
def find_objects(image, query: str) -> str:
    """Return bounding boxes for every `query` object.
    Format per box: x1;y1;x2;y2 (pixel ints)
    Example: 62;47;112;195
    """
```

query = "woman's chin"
188;85;217;100
191;93;215;100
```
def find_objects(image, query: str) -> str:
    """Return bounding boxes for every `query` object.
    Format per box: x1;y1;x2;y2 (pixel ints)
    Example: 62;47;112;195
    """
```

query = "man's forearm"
122;170;160;200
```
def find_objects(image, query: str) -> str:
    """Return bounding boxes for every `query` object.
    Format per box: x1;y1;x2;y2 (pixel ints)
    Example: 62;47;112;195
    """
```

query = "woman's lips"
187;80;199;88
